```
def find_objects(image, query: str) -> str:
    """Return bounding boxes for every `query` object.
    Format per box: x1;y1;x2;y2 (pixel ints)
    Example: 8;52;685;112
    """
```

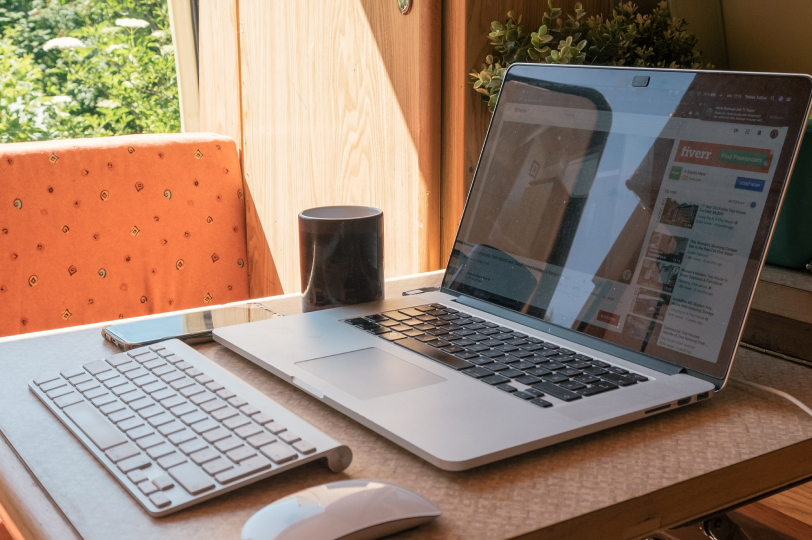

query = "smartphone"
102;303;281;351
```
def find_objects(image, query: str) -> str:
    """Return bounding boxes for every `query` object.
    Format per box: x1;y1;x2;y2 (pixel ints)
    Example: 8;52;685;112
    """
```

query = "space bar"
397;339;474;371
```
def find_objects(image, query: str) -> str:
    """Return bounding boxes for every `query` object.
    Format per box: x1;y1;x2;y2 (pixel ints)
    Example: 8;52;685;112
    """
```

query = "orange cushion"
0;133;250;337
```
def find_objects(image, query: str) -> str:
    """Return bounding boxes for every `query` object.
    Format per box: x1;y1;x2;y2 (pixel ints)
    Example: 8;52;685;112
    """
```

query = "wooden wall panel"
441;0;614;261
237;0;441;293
198;0;283;298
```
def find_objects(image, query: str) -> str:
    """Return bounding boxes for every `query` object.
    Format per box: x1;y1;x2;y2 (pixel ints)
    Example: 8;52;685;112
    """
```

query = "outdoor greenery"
471;1;711;111
0;0;180;143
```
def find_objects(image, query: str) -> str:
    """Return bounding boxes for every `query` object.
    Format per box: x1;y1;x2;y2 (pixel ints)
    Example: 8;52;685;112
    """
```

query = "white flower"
160;45;174;56
115;18;150;29
49;96;72;104
151;30;165;38
97;99;121;109
42;37;84;51
106;44;128;52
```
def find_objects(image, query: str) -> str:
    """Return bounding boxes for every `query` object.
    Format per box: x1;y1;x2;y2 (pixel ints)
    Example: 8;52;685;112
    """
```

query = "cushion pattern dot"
0;133;249;337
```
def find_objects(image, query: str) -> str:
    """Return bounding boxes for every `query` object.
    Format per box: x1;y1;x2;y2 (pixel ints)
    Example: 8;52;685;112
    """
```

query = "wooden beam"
168;0;200;132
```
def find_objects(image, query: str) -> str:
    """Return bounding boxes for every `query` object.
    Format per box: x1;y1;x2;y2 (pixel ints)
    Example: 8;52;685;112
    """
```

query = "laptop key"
511;361;535;371
397;338;474;371
602;373;637;386
558;380;586;391
500;368;525;379
525;367;552;377
577;381;619;396
530;398;553;408
484;362;508;372
462;367;492;379
481;374;510;386
542;374;568;384
468;357;493;366
429;340;450;348
573;374;601;385
559;368;583;378
584;366;609;376
513;391;535;400
467;344;490;352
531;382;581;402
514;375;541;385
380;332;407;341
497;384;517;393
481;350;507;359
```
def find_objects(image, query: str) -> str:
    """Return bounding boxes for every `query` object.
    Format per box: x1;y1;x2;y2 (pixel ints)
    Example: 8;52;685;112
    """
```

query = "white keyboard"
29;339;352;517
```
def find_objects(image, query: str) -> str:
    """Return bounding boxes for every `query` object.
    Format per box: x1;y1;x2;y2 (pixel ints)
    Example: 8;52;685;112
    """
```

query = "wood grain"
198;0;242;147
198;0;283;298
237;0;441;293
440;0;614;261
762;481;812;528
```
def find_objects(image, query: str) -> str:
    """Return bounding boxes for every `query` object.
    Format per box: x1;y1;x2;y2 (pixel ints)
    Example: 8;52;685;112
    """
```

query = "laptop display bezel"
440;64;812;389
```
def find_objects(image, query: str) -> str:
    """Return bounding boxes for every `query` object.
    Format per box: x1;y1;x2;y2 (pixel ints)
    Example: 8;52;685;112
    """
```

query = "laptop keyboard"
344;303;649;408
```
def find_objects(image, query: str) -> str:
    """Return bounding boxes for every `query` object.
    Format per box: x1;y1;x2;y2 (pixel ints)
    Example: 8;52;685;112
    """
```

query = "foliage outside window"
0;0;180;143
471;1;711;111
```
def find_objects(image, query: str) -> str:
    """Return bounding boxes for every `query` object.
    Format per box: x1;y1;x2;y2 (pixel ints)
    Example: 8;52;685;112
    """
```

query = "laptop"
215;65;812;471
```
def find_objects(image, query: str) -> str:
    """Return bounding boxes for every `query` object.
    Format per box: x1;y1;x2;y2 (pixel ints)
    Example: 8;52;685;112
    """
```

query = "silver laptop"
216;65;812;471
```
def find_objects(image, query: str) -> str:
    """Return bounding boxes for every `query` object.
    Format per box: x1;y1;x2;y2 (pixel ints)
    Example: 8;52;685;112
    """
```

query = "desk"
2;271;812;540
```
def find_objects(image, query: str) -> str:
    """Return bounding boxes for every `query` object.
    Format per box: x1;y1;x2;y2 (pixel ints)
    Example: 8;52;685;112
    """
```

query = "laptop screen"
442;65;811;379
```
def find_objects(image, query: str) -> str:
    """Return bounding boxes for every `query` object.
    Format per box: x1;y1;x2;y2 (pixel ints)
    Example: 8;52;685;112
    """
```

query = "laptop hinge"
454;295;683;376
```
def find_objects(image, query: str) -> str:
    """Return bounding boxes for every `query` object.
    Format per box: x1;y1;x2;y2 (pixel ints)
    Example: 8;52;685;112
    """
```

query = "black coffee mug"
299;206;384;312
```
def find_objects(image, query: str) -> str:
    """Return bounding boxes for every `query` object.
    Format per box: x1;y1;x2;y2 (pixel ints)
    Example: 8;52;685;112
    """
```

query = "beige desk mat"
2;297;812;539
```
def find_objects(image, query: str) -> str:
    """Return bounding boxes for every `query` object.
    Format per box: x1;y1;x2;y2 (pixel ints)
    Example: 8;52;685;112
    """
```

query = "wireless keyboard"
29;339;352;517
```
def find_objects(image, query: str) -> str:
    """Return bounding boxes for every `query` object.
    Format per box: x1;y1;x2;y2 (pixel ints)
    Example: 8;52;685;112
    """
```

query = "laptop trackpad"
296;348;445;400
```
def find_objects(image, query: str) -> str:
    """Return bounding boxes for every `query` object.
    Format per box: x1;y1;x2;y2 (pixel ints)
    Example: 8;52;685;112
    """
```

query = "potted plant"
470;1;711;111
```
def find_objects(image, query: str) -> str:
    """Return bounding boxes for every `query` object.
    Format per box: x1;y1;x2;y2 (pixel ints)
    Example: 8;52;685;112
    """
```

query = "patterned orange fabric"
0;133;250;337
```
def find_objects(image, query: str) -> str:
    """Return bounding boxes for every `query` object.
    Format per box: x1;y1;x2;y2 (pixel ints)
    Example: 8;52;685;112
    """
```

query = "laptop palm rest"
296;348;446;400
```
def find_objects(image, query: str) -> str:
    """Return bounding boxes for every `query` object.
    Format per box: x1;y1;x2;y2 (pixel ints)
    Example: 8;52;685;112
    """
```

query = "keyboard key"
46;386;74;399
161;372;185;384
153;366;175;377
75;380;100;393
120;390;146;403
212;407;239;422
573;374;601;385
215;455;271;483
191;392;216;405
160;395;186;409
149;492;171;508
513;391;535;400
54;393;84;409
168;430;196;445
462;367;492;379
203;428;232;443
144;383;170;395
117;454;151;473
139;405;165;419
105;442;140;463
201;399;227;413
68;373;92;386
152;475;174;491
127;470;148;483
265;422;287;435
192;419;220;434
133;375;159;388
246;432;275;448
577;381;619;396
171;378;195;391
602;373;637;386
109;410;134;423
147;443;175;459
397;338;474;371
223;415;251;430
217;389;236;400
558;380;586;391
91;394;117;407
128;426;154;440
180;410;208;425
531;382;582;402
530;398;553;408
542;374;569;384
559;368;583;378
112;383;137;396
157;452;187;470
226;446;257;463
484;362;508;372
149;413;176;428
159;421;186;436
63;402;127;450
481;374;510;386
497;384;517;393
136;434;165;450
203;458;234;475
235;424;263;439
168;462;215;495
190;448;220;465
119;418;146;432
514;375;541;386
260;443;298;465
180;385;205;398
499;369;524;379
293;440;317;455
84;360;112;376
179;438;208;455
278;431;301;444
215;437;244;453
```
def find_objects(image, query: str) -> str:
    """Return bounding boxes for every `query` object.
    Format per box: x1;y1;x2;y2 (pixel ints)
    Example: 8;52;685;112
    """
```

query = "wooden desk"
2;272;812;540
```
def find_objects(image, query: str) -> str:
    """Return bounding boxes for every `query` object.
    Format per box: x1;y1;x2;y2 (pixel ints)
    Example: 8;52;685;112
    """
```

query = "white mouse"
241;479;441;540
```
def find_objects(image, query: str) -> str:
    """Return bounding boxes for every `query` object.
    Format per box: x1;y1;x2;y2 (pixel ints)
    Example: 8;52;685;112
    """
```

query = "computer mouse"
241;479;441;540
